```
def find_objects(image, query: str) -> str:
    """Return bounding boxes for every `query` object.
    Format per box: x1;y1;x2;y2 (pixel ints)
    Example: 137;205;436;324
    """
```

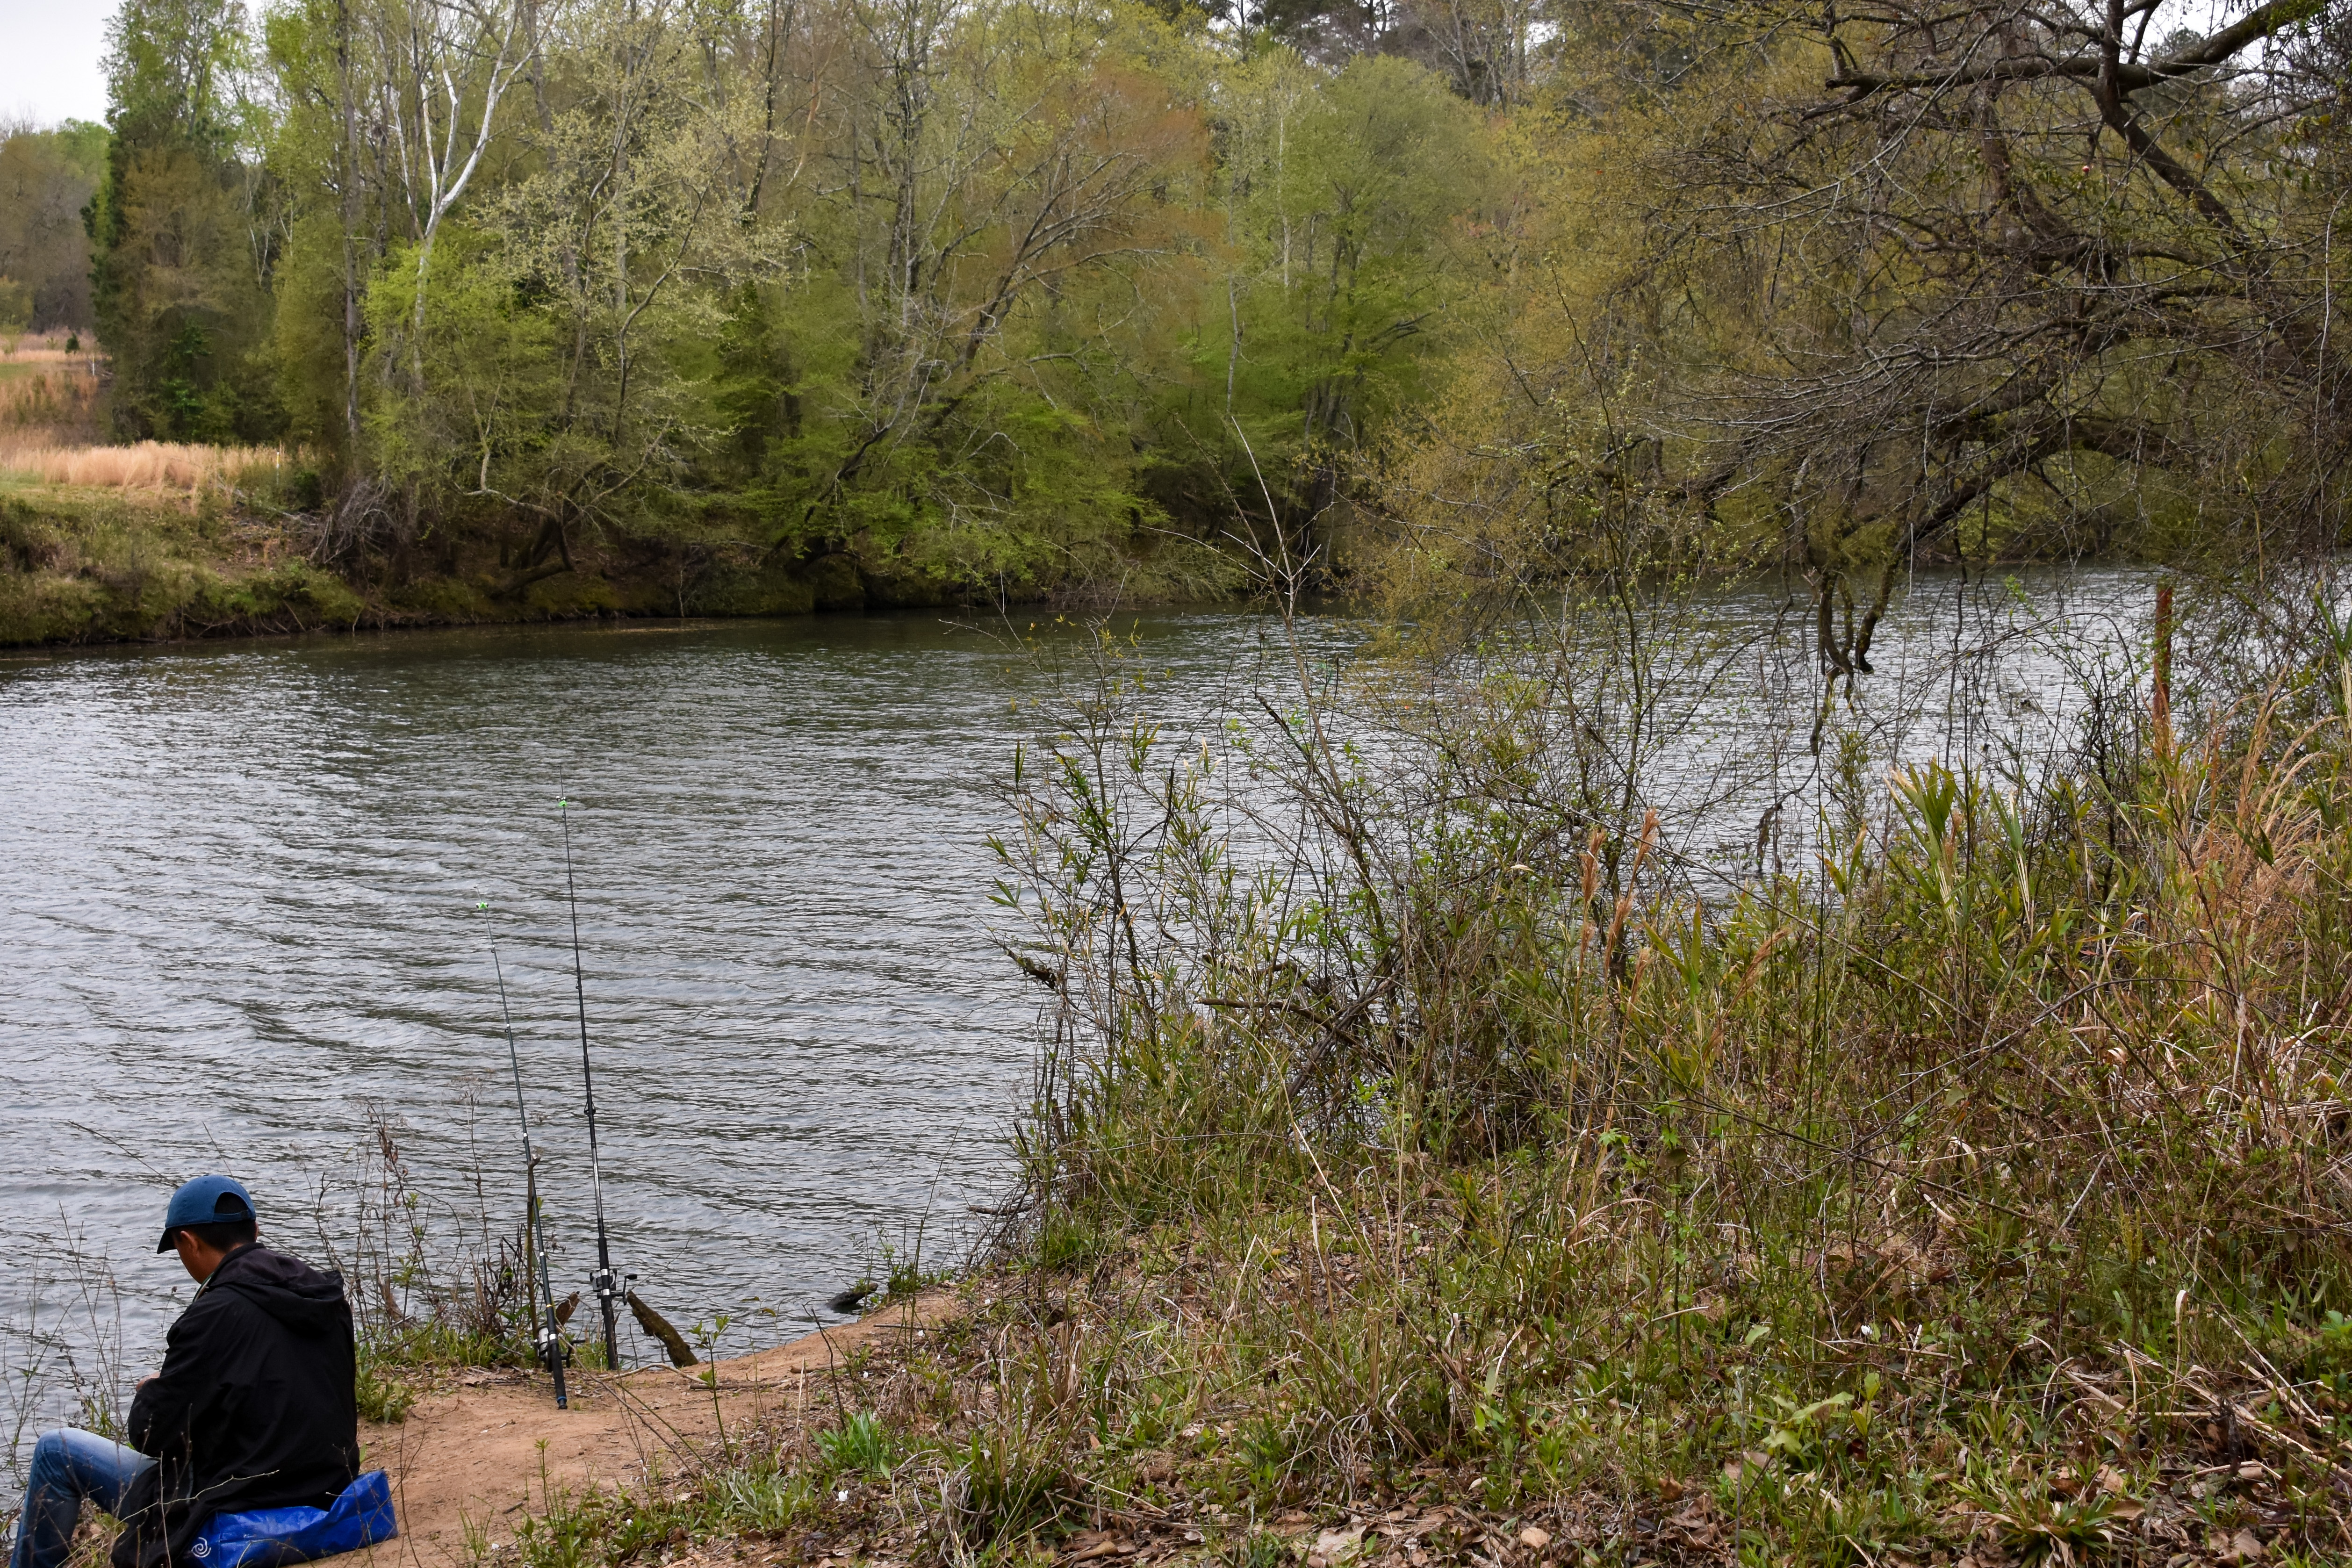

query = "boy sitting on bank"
9;1176;363;1568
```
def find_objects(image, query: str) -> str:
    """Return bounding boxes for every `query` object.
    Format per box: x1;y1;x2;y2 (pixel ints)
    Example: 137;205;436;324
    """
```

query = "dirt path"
351;1292;961;1566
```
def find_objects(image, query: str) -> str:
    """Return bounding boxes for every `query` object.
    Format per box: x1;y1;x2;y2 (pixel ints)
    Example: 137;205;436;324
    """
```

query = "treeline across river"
4;0;2342;635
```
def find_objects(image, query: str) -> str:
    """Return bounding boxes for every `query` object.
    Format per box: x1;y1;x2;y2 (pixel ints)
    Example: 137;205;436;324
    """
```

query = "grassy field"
0;347;379;642
0;441;285;490
0;347;104;445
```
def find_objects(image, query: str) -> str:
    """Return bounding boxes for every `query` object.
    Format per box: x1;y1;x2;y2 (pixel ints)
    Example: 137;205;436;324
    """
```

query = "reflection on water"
0;567;2154;1418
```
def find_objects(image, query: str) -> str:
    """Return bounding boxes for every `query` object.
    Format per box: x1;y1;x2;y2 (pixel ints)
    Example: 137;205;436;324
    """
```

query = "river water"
0;568;2165;1440
0;612;1273;1393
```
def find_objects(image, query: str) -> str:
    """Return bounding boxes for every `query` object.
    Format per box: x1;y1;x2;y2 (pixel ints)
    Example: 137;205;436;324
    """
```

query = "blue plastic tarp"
185;1470;398;1568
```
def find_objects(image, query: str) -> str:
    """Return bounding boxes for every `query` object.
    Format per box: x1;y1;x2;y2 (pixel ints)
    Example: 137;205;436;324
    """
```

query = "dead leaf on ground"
1666;1493;1719;1547
1309;1526;1366;1565
2214;1528;2264;1563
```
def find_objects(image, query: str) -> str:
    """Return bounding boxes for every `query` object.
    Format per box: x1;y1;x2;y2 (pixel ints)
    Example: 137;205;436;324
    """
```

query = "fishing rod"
559;798;624;1373
480;918;570;1410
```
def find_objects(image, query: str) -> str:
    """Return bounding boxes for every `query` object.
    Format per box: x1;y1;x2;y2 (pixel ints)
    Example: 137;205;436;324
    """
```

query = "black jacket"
111;1245;361;1568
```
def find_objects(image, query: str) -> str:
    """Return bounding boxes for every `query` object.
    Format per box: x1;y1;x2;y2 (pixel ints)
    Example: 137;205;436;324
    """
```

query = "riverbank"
346;1290;965;1563
0;483;980;648
11;570;2348;1564
327;604;2352;1568
359;1243;2347;1568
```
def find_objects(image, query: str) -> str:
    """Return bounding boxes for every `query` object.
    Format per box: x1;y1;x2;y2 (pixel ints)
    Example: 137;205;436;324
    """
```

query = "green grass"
0;489;367;644
354;1350;419;1424
816;1411;899;1479
0;478;887;646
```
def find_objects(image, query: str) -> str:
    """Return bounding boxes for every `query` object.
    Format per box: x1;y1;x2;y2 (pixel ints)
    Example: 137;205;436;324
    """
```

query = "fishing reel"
589;1267;639;1299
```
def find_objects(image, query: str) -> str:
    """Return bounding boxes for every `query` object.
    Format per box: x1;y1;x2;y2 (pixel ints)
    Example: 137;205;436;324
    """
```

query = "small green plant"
714;1459;817;1533
873;1239;946;1302
1223;1532;1293;1568
1038;1211;1110;1272
1756;1390;1854;1471
1236;1412;1304;1502
938;1419;1079;1553
363;1318;523;1371
72;1391;124;1444
2306;1309;2352;1376
512;1460;604;1568
1531;1419;1575;1484
353;1354;415;1424
1973;1482;2132;1566
817;1410;898;1478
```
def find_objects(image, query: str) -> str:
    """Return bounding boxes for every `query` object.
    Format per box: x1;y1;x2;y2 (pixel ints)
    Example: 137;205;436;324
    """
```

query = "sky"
0;0;117;129
0;0;2260;134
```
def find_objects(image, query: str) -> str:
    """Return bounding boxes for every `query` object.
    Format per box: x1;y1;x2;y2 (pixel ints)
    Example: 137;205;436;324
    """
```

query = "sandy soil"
351;1292;962;1567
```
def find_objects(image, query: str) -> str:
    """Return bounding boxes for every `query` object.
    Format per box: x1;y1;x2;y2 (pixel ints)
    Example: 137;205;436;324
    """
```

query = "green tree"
1367;0;2352;618
719;0;1226;596
241;0;1516;603
0;120;108;332
89;0;282;442
1208;50;1493;572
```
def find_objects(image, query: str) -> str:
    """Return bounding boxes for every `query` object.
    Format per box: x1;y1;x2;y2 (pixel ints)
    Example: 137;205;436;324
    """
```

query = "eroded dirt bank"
353;1292;961;1565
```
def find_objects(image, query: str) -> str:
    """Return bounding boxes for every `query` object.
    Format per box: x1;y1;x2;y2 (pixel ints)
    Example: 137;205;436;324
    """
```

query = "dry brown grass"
0;331;99;359
0;439;285;493
0;356;104;442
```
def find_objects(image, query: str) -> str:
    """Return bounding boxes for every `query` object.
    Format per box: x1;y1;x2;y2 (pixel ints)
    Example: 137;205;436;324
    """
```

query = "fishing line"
559;798;624;1372
479;907;570;1409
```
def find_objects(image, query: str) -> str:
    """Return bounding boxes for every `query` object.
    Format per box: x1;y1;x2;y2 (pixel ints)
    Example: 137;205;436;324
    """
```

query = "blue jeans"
9;1429;151;1568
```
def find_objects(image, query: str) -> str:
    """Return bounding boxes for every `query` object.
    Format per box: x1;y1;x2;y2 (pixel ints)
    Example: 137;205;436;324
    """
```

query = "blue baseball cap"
157;1175;258;1253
